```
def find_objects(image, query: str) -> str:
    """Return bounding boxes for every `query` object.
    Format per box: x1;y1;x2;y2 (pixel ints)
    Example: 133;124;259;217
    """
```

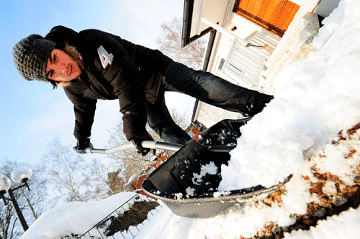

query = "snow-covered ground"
136;202;360;239
20;192;139;238
284;207;360;239
20;0;360;238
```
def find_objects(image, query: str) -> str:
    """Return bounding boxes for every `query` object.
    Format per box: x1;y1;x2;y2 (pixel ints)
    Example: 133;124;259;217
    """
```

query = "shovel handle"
85;140;183;154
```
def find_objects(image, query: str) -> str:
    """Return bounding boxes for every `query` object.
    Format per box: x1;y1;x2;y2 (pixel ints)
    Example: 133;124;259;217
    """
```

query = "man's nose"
56;68;65;74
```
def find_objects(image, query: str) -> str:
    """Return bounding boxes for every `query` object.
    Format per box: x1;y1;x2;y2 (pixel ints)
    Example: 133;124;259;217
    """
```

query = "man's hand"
73;138;93;154
131;132;154;156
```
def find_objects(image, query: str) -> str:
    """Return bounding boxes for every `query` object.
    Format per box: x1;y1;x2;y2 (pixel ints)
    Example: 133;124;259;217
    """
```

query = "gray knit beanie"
13;34;56;81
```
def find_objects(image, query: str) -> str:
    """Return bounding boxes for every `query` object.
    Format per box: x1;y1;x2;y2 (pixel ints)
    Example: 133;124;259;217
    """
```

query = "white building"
182;0;341;130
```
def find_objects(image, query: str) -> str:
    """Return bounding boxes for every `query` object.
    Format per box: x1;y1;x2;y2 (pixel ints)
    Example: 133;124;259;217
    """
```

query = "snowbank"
21;192;137;239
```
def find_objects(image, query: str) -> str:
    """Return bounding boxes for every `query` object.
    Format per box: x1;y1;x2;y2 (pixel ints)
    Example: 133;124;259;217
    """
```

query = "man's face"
46;49;81;82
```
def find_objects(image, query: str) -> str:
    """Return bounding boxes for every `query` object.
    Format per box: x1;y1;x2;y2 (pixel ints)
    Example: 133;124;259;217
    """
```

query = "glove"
73;138;93;154
131;132;154;156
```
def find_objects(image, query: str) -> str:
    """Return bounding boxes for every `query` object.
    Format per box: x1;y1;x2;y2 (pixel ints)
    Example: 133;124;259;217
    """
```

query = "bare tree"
106;170;127;195
0;200;19;239
157;18;207;69
40;139;116;204
40;139;89;203
106;122;157;189
0;160;47;239
106;109;189;191
86;158;120;199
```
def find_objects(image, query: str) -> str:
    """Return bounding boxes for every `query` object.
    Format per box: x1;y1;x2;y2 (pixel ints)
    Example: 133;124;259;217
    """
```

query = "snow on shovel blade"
141;119;292;218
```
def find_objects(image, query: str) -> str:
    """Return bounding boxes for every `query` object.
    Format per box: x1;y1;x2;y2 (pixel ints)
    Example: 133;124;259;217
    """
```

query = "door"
234;0;300;37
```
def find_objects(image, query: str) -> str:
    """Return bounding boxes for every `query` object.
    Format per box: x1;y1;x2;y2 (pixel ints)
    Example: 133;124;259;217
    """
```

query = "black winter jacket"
45;26;173;141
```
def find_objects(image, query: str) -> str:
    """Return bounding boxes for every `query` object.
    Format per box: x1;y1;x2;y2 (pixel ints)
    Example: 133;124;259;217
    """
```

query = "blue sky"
0;0;186;165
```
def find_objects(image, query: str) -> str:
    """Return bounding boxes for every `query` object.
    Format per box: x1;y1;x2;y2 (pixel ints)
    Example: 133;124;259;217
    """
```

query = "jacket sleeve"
64;88;97;141
80;30;148;141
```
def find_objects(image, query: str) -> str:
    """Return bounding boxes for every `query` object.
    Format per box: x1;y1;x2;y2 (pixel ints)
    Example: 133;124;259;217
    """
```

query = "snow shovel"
141;119;292;218
85;140;182;154
87;119;292;219
85;140;184;195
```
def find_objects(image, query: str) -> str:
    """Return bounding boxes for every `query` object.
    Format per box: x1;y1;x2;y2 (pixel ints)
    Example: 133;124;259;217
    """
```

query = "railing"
77;193;162;239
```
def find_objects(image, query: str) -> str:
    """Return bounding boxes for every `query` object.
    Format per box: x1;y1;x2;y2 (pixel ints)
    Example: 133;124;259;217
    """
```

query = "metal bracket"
246;43;264;48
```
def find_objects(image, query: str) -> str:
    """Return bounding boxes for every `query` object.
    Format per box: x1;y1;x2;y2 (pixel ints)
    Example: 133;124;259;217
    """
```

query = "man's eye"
52;55;57;64
47;70;54;78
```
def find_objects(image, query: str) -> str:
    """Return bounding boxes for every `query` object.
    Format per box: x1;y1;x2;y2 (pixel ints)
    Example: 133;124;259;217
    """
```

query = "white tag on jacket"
97;46;114;69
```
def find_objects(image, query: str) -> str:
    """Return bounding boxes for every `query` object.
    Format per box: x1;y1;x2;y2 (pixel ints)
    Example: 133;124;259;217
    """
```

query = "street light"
0;166;33;231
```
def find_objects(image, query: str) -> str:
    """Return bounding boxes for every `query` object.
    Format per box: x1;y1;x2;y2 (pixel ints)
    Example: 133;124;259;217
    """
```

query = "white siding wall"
194;15;262;128
208;14;262;89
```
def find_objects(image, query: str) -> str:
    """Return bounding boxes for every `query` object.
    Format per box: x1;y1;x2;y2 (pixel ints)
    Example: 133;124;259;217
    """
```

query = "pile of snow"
139;109;360;238
192;162;217;185
21;192;138;239
219;0;360;190
137;202;360;239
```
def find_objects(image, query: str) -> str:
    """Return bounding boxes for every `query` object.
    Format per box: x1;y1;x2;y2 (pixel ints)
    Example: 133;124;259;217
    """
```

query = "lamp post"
0;166;33;232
